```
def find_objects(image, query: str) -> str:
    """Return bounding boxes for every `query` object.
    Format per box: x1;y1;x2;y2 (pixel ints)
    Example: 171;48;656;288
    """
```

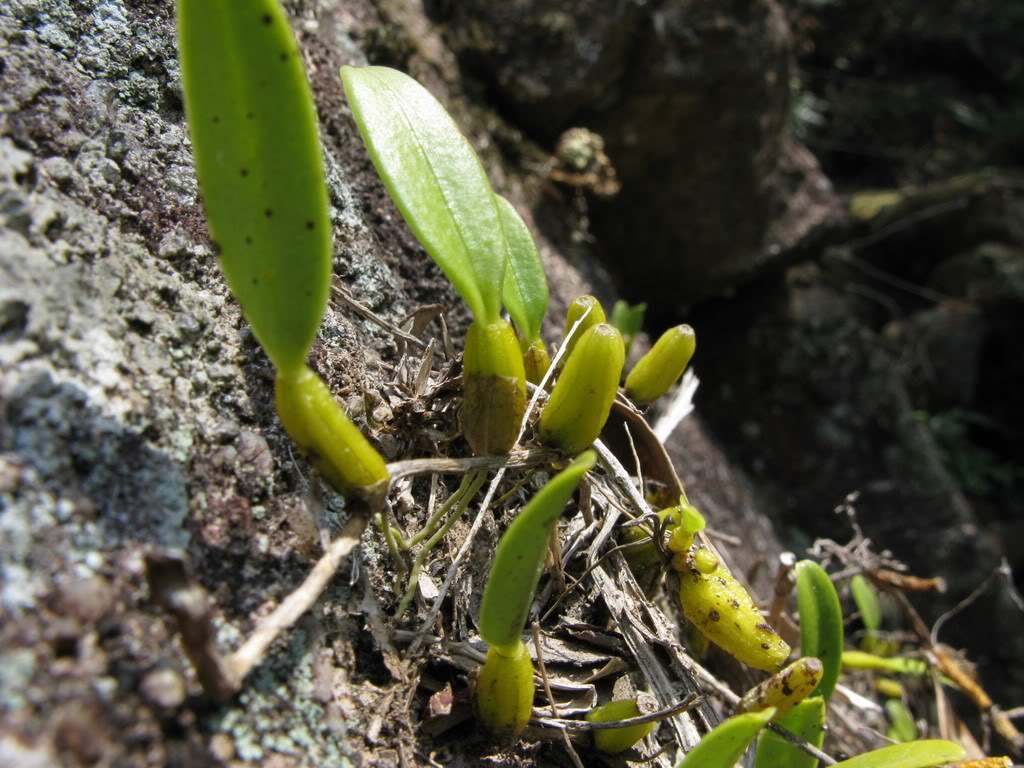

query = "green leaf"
479;452;595;649
754;696;826;768
341;66;505;323
178;0;330;374
831;740;965;768
850;575;882;632
796;560;844;700
885;699;918;743
675;708;776;768
496;195;548;342
842;651;928;676
610;300;646;352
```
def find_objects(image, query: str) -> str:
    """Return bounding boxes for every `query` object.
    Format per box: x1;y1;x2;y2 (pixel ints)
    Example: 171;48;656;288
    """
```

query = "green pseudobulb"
625;324;696;405
476;453;595;737
561;295;607;359
462;319;527;455
274;367;388;495
586;699;655;754
540;323;624;455
476;642;534;739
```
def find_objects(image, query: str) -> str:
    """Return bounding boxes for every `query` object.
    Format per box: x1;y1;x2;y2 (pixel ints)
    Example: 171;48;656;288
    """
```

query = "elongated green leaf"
178;0;330;374
675;708;775;768
851;574;882;632
796;560;844;700
754;696;826;768
886;699;918;743
479;452;595;649
341;66;505;323
842;650;928;676
496;195;548;342
831;740;965;768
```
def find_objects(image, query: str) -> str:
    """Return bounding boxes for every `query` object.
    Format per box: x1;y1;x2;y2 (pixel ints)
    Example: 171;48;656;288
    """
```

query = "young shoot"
177;0;387;497
341;66;527;455
475;452;596;737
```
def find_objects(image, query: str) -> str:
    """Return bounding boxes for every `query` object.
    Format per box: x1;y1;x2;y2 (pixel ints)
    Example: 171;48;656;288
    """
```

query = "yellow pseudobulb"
677;549;791;671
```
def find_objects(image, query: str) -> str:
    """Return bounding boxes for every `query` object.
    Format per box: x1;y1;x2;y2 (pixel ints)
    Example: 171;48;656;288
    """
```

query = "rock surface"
446;0;840;307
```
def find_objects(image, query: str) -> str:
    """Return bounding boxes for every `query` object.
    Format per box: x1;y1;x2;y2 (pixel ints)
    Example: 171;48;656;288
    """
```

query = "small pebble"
140;668;186;709
54;576;113;623
209;733;235;762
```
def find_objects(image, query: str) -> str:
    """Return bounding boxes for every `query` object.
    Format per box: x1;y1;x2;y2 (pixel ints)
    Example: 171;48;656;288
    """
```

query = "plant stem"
397;471;487;615
405;473;478;549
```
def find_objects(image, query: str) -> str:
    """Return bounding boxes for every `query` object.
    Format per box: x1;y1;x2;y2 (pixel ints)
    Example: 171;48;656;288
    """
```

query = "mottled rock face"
447;0;839;307
444;0;640;139
0;1;437;764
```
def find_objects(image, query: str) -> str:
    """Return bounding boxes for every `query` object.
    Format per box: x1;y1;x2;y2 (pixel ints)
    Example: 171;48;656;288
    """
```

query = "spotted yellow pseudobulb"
677;547;791;671
738;656;823;718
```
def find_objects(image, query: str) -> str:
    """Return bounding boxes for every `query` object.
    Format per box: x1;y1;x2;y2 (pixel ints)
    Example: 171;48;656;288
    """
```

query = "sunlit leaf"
851;574;882;632
496;195;548;343
796;560;844;700
675;708;775;768
754;696;826;768
178;0;330;373
342;66;506;323
831;740;965;768
479;452;595;649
